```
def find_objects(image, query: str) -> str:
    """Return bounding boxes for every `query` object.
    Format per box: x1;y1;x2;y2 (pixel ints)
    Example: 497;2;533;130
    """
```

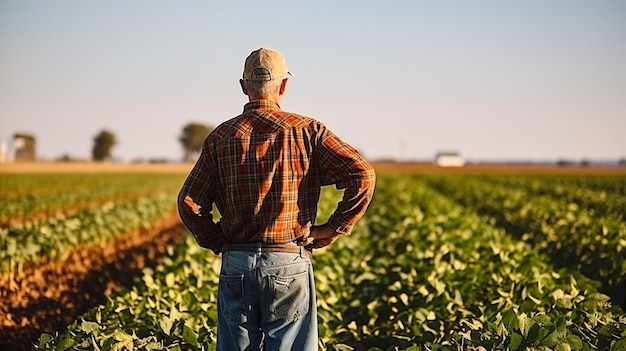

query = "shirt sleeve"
317;127;376;235
177;145;224;254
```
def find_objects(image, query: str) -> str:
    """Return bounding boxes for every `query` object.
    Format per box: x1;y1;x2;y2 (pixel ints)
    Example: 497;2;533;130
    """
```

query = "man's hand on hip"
304;224;340;249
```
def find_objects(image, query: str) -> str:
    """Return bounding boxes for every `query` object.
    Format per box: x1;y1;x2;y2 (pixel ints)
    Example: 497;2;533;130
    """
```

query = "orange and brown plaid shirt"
177;100;376;254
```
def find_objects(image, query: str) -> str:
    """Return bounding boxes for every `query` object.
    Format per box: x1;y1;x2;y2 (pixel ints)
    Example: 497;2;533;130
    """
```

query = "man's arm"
177;150;224;254
316;128;376;238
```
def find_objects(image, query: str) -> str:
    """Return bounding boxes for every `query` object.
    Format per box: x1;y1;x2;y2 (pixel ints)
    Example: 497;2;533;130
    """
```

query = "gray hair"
243;78;283;98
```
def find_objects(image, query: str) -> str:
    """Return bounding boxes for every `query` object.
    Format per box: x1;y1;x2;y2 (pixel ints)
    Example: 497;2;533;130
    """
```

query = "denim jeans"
217;248;318;351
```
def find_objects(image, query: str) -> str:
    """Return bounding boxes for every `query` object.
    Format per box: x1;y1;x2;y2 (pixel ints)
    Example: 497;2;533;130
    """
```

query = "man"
177;47;376;351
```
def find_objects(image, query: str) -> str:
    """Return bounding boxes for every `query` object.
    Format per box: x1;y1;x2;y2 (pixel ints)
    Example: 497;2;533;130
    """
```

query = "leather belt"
222;241;312;258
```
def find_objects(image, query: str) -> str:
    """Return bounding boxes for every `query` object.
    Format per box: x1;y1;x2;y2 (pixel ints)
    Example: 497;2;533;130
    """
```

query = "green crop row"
0;173;186;227
31;186;343;351
314;174;625;350
34;234;221;351
0;190;179;276
460;174;624;221
33;175;625;351
421;174;625;308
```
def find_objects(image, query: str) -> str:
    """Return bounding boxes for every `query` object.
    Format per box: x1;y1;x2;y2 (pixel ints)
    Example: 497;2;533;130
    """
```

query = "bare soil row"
0;213;187;351
2;160;624;175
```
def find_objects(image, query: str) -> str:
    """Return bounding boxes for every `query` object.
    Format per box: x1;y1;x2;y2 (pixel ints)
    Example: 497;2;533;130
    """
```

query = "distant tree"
13;133;36;161
92;129;117;161
179;122;213;162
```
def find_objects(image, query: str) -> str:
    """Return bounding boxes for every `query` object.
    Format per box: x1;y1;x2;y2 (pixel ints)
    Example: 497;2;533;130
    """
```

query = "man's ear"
279;78;288;96
240;79;249;96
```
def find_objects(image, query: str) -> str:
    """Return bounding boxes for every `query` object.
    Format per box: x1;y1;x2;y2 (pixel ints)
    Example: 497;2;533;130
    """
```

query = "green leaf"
611;338;626;351
182;290;199;307
101;337;115;351
165;273;175;287
81;320;101;335
527;323;541;342
182;325;198;347
422;331;436;342
555;344;572;351
57;337;75;351
503;310;519;332
509;332;524;351
566;334;583;349
532;314;553;326
541;327;563;347
111;330;133;351
160;317;173;336
319;324;327;338
145;342;163;351
599;325;612;336
37;334;54;348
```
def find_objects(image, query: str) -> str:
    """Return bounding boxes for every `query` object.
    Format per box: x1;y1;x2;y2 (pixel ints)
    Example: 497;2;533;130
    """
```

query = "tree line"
10;122;213;162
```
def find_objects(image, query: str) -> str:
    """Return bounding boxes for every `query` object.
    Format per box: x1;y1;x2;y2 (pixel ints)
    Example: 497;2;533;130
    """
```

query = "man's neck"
248;94;282;104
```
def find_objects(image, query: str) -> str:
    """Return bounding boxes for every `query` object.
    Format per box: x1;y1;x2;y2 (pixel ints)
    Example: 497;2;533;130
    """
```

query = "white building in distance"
435;151;465;167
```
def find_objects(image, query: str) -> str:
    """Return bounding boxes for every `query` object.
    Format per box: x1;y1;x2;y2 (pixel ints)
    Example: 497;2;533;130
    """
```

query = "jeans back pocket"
219;274;246;321
268;271;310;322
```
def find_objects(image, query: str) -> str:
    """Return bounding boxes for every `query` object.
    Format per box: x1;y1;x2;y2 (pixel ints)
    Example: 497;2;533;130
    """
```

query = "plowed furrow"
0;213;186;351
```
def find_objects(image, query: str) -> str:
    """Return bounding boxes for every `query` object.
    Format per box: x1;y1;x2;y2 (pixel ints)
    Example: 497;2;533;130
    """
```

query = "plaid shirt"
177;100;376;254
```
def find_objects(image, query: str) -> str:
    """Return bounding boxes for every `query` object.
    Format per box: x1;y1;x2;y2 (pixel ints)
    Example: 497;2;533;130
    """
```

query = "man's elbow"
361;165;376;192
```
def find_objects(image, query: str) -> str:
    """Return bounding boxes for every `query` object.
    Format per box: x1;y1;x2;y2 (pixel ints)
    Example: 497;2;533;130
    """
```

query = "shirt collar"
243;99;281;112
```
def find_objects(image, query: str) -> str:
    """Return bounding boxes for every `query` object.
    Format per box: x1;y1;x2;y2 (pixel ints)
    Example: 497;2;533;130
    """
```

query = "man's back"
177;47;375;351
207;100;325;245
179;99;375;253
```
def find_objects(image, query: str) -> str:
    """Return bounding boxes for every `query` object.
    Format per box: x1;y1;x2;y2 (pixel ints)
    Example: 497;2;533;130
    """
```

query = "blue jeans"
217;248;318;351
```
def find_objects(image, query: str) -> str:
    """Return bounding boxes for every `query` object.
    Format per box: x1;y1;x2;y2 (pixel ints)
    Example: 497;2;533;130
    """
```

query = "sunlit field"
1;162;624;351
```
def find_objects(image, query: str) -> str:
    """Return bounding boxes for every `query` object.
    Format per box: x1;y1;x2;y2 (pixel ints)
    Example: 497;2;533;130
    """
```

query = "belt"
222;241;312;258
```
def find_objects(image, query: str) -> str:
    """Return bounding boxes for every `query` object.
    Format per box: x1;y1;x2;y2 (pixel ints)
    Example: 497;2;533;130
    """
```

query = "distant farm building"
13;134;36;161
435;152;465;167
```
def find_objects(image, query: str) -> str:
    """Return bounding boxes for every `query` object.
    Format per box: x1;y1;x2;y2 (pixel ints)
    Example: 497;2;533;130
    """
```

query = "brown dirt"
371;161;626;175
1;161;624;176
0;162;194;174
0;213;187;351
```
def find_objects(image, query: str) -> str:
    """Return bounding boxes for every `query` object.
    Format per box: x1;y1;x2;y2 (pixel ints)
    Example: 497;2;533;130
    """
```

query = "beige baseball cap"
242;47;293;81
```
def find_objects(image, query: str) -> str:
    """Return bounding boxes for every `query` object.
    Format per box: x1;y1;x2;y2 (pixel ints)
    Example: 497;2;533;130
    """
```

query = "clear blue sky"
1;0;624;162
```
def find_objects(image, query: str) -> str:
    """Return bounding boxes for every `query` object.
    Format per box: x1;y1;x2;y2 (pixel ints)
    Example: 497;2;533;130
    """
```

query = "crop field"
0;162;624;351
